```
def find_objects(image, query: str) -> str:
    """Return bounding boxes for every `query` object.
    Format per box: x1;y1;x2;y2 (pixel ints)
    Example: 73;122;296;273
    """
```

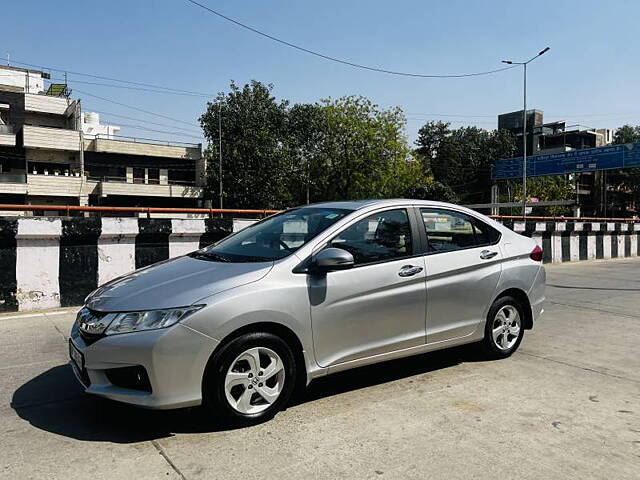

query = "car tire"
203;332;297;426
480;296;525;359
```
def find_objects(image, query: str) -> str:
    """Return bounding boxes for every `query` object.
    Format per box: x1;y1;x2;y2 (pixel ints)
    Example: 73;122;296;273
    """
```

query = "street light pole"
218;102;223;211
502;47;550;217
523;61;527;218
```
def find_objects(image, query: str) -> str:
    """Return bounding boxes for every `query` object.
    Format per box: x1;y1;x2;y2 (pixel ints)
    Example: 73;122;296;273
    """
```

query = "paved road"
1;258;639;479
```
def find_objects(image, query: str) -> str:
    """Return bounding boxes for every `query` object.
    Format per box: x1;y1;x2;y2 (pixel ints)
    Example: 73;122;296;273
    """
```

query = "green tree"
606;124;640;216
511;176;575;216
201;82;427;208
414;122;516;203
200;80;290;209
403;180;458;203
285;102;327;205
613;124;640;144
315;96;419;200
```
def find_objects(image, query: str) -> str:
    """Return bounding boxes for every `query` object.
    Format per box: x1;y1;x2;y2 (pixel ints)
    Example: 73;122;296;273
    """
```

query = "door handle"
398;265;423;277
480;250;498;260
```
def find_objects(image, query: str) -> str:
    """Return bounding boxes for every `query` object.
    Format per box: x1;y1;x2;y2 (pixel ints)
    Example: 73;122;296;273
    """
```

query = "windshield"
194;207;352;262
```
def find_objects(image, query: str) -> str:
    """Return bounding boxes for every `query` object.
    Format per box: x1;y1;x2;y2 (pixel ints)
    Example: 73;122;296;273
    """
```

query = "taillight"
530;245;543;262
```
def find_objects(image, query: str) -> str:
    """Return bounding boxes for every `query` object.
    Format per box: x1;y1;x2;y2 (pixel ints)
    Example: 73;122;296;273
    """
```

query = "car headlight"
92;306;203;336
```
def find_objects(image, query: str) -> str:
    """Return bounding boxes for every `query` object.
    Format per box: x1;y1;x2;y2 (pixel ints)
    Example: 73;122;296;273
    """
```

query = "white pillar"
587;223;597;260
632;225;640;257
97;218;138;286
169;219;205;258
603;223;614;259
513;221;526;233
233;218;258;232
618;225;627;257
570;223;582;262
551;222;565;263
15;218;62;310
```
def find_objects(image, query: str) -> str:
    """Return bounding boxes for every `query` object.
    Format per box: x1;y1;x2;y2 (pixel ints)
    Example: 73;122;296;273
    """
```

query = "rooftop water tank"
84;111;100;125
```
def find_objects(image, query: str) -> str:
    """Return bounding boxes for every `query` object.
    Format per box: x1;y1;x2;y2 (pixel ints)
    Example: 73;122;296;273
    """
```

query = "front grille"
78;328;104;346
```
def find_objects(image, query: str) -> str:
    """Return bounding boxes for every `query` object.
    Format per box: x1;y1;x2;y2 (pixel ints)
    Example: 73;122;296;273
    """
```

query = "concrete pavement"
1;258;639;479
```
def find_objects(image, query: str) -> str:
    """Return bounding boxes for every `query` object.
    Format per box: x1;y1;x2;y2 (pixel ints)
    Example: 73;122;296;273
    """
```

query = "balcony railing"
91;133;200;149
0;173;26;184
86;175;196;187
87;175;127;183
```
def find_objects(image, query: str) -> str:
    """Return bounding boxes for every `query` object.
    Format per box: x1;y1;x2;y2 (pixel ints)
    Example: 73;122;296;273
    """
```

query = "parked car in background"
69;199;545;424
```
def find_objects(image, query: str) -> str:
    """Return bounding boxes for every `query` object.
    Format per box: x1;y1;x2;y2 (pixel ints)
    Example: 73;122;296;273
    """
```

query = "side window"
472;218;501;245
420;209;499;253
331;209;413;266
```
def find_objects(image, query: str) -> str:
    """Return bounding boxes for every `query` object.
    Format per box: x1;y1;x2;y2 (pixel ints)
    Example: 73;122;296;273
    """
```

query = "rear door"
419;208;503;344
310;207;427;367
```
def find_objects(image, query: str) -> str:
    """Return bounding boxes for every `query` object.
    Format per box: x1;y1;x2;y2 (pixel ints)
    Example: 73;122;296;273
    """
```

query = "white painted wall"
97;218;138;286
15;218;62;310
0;67;45;93
169;219;206;258
81;111;120;139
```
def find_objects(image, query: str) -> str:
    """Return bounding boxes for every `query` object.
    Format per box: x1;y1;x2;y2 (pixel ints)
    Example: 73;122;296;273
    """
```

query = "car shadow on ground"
11;345;486;443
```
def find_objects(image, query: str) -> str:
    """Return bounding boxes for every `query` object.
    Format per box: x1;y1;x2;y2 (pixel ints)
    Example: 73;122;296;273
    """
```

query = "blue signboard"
492;142;640;180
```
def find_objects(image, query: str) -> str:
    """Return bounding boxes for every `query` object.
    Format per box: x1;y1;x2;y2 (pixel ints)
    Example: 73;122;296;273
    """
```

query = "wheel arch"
203;321;308;398
493;288;533;330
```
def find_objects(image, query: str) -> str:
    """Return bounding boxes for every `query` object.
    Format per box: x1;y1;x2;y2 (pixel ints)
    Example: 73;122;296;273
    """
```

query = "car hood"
85;255;274;312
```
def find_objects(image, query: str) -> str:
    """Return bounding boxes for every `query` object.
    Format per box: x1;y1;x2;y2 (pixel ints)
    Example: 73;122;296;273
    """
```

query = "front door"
310;208;427;367
419;208;503;344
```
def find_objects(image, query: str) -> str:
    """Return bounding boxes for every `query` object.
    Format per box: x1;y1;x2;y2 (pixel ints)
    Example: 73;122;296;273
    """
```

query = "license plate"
69;340;84;371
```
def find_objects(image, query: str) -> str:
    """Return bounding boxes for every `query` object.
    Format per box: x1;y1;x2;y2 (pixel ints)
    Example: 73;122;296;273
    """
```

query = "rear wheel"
203;332;297;425
480;296;525;359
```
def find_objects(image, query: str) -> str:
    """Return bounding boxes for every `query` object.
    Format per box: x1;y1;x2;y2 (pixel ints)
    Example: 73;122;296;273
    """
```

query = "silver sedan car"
70;200;545;424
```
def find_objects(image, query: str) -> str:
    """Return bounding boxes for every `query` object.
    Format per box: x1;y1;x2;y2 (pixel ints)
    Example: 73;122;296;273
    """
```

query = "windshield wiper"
235;256;273;263
189;251;230;262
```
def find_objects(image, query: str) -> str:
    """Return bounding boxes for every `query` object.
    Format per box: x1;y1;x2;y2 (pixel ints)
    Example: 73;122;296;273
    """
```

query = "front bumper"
69;322;219;409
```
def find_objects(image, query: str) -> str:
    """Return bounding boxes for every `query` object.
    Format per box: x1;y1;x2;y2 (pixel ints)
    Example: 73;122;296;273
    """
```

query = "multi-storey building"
497;109;613;156
0;65;206;215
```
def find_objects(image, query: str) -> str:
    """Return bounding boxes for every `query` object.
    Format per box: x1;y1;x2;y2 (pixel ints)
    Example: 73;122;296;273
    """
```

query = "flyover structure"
492;142;640;180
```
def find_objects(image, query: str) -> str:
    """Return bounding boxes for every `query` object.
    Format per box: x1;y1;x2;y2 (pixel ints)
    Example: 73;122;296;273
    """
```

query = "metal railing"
489;215;640;222
85;176;197;187
0;204;279;218
0;203;636;222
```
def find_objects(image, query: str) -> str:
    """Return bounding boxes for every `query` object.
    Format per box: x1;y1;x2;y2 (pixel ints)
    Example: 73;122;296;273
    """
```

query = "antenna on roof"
6;52;9;66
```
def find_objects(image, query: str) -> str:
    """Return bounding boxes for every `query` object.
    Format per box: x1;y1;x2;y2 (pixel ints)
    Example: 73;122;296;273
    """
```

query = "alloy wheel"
224;347;286;414
491;305;521;351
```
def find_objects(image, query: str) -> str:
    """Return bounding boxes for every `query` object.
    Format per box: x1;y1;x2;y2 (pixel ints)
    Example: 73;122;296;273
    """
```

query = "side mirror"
313;247;354;272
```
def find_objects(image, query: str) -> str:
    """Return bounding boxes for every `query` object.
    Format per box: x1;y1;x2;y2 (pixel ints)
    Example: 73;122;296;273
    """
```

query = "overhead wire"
6;59;215;97
2;67;636;123
73;88;200;128
49;76;210;98
87;110;203;134
100;121;205;140
182;0;519;79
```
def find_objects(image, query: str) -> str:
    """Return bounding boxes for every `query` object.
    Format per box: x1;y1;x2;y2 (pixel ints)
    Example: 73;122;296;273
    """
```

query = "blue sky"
4;0;640;144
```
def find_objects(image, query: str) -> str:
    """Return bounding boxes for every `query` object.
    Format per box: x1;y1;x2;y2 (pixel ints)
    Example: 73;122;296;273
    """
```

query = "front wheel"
203;332;297;426
480;296;525;359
